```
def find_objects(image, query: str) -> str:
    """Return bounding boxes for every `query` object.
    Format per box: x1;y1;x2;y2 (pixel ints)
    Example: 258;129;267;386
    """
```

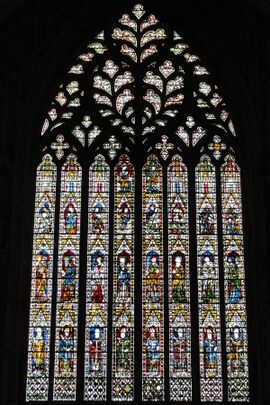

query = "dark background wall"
0;0;269;403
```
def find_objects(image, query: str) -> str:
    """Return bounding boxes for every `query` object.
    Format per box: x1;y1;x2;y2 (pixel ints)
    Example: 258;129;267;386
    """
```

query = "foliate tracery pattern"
41;3;236;147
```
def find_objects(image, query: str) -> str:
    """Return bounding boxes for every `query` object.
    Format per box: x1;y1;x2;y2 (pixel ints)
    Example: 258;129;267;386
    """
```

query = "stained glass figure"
142;155;164;401
84;155;110;400
53;155;82;400
26;155;56;401
221;155;249;401
112;155;135;400
196;155;223;401
168;155;192;401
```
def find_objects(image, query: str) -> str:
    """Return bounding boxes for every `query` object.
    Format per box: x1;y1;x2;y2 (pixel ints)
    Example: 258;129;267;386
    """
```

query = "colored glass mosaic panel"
168;155;192;401
112;155;135;401
53;155;82;400
84;155;110;400
195;155;223;401
26;154;57;401
142;155;164;401
221;155;249;402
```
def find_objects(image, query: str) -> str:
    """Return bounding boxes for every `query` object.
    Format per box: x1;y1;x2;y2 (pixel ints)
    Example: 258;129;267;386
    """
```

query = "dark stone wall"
0;0;269;403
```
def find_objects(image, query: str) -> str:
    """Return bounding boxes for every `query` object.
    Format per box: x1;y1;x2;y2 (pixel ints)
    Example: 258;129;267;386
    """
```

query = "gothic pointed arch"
26;3;249;403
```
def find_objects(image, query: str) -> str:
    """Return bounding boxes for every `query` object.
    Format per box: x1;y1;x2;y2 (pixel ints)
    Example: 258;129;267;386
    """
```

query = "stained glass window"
27;3;250;403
